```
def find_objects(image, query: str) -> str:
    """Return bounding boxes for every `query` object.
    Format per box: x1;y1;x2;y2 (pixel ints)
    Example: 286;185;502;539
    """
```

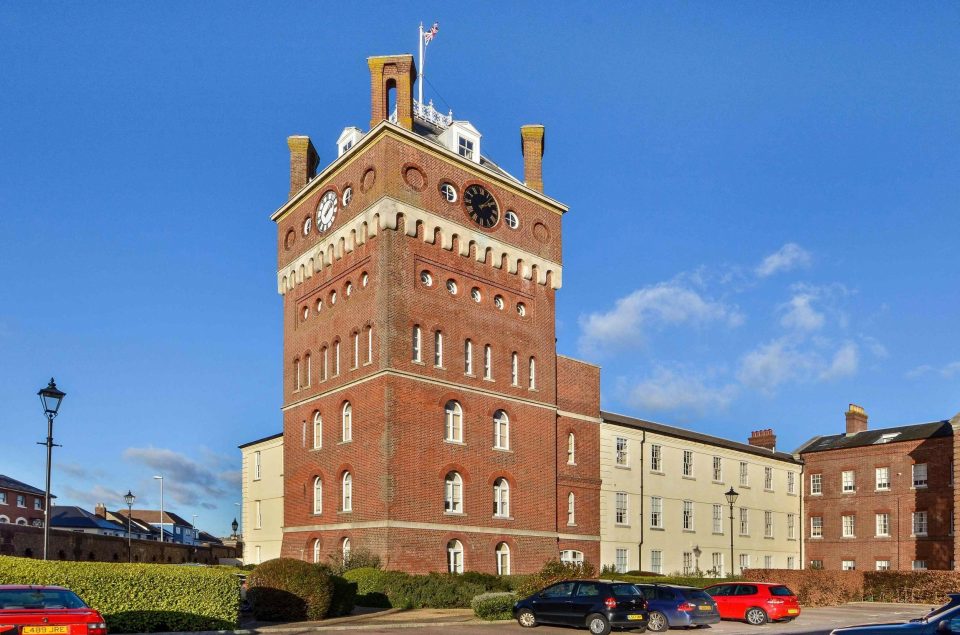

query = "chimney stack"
94;503;106;519
845;403;868;436
748;429;777;452
520;125;545;192
286;136;318;198
367;55;416;131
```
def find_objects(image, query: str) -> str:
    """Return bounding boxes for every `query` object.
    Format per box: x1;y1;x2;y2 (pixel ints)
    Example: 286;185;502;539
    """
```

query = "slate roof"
129;510;194;527
796;420;952;454
108;511;159;536
601;410;801;465
197;531;222;545
0;475;49;497
50;506;127;532
238;432;283;449
412;120;520;183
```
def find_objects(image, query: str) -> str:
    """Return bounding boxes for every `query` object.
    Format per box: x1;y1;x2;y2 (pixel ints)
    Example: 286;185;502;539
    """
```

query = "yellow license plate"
787;609;799;614
627;615;645;621
699;605;712;610
22;627;70;634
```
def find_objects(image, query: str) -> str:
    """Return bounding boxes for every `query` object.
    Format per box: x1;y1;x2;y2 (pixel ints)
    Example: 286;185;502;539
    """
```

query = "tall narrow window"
811;516;823;538
312;539;321;563
444;472;463;513
294;358;301;390
366;326;373;364
495;542;510;575
787;471;796;494
313;477;322;514
713;456;722;481
494;410;510;450
740;461;749;486
255;500;262;529
353;332;359;368
713;504;723;533
305;353;311;386
810;473;822;495
567;433;576;465
511;352;518;385
334;339;340;376
913;463;928;488
528;357;536;389
764;467;773;490
464;339;473;374
682;450;694;477
739;507;749;535
322;346;329;381
254;451;261;480
682;500;694;530
616;437;629;466
788;513;796;539
412;325;422;362
342;402;352;442
615;492;628;525
313;412;322;449
342;537;351;560
765;510;773;537
567;492;575;525
447;539;464;573
445;401;463;443
650;445;662;472
434;330;443;367
493;478;510;517
484;345;492;379
341;472;352;512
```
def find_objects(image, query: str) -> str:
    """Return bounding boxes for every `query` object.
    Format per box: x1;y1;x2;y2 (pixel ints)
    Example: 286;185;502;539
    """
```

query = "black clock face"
463;184;499;228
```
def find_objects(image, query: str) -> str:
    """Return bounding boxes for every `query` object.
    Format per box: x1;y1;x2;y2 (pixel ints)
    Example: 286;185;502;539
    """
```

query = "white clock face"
316;191;338;232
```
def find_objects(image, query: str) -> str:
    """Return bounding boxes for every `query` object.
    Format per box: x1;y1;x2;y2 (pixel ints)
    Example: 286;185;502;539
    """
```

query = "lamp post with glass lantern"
725;487;739;575
231;518;239;539
124;490;136;562
37;378;65;561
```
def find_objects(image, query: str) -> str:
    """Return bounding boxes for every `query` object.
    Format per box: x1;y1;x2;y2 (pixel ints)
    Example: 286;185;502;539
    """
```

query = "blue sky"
1;3;957;536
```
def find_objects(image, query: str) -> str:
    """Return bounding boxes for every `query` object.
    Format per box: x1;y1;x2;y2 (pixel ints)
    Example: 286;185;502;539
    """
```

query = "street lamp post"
231;518;239;539
124;490;136;562
192;514;199;543
37;378;65;561
725;487;739;576
153;476;164;543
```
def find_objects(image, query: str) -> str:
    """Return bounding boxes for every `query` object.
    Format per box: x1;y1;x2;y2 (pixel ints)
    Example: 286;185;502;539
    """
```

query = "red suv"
703;582;800;625
0;585;108;635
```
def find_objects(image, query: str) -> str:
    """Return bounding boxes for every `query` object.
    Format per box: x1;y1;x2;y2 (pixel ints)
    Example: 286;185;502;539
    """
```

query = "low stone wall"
0;523;238;564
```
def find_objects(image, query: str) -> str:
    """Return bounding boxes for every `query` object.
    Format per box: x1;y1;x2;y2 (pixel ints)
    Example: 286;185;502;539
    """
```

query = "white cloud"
860;335;889;359
737;338;858;393
621;367;737;414
578;282;742;354
820;342;859;380
60;484;127;508
906;361;960;380
755;243;812;278
943;362;960;378
906;364;934;379
122;447;236;509
779;293;825;331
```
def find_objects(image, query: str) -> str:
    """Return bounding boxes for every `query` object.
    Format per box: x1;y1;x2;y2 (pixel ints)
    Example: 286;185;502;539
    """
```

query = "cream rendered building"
240;432;284;565
600;412;802;576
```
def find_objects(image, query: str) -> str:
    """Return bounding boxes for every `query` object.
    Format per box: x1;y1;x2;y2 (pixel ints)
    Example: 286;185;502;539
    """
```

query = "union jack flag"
424;22;439;45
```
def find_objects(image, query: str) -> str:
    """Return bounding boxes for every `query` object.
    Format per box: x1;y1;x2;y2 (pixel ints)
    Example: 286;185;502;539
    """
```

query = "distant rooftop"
798;420;952;454
0;475;48;498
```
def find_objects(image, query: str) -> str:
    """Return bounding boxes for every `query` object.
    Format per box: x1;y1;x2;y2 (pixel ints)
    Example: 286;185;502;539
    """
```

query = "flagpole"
418;22;424;106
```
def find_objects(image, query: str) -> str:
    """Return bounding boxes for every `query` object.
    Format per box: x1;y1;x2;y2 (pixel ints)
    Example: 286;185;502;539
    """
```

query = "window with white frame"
510;352;518;385
312;539;320;563
876;466;890;490
615;437;628;466
342;537;351;561
683;500;694;531
842;560;856;571
913;463;928;488
445;401;463;443
256;545;262;564
313;412;322;449
366;325;373;364
811;473;822;495
787;556;795;569
412;326;422;362
322;346;329;380
787;514;796;539
913;560;928;571
313;477;322;514
445;472;463;513
764;555;773;569
342;402;352;442
494;410;510;450
811;516;823;538
254;451;261;480
334;339;340;375
739;507;749;535
341;472;352;511
651;444;662;472
739;553;750;572
787;472;796;494
713;456;722;481
842;470;856;492
682;450;694;477
712;552;725;576
464;339;473;374
561;550;584;565
876;560;890;571
496;542;510;575
615;492;628;525
739;461;749;486
458;137;474;160
484;345;492;379
0;493;6;504
842;514;856;537
352;332;359;368
567;492;575;525
713;504;723;533
912;511;928;536
682;551;693;575
493;478;510;517
529;357;536;389
567;433;576;465
447;539;464;573
434;330;443;367
255;500;262;529
650;550;663;574
876;513;890;537
616;548;629;574
764;467;773;490
650;496;663;528
764;510;773;538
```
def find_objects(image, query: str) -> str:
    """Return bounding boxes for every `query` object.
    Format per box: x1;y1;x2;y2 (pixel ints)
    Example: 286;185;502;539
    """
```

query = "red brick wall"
0;488;45;526
802;435;954;571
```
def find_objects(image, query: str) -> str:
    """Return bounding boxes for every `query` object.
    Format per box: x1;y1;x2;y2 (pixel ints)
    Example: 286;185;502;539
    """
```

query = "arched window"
313;411;322;449
322;346;329;381
294;358;301;390
494;410;510;450
15;518;26;526
312;539;321;563
567;433;576;465
493;478;510;517
495;542;511;575
342;537;351;561
445;401;463;443
313;477;322;515
341;472;352;512
560;550;584;565
353;331;360;368
484;345;492;379
342;402;352;442
511;352;518;386
334;339;341;376
567;492;576;525
0;516;8;523
445;472;463;513
412;325;422;362
447;539;464;573
464;339;473;375
305;353;312;386
365;326;373;364
529;357;536;389
434;330;444;367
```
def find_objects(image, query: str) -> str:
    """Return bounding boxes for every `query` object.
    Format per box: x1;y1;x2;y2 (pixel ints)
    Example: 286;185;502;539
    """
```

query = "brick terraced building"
267;53;600;573
799;404;958;571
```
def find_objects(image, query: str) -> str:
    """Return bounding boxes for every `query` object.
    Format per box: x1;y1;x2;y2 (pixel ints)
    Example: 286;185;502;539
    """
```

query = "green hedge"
608;574;742;588
247;558;332;621
471;592;516;620
344;568;515;609
327;574;358;617
0;556;238;633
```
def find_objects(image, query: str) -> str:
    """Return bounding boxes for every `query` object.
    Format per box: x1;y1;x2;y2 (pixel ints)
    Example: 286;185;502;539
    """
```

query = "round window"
316;299;323;313
302;306;309;320
471;287;482;303
494;295;505;310
420;271;433;287
361;273;369;287
342;187;353;207
505;211;519;229
517;302;526;317
330;290;337;305
446;280;458;295
440;183;458;203
303;217;313;235
346;282;353;297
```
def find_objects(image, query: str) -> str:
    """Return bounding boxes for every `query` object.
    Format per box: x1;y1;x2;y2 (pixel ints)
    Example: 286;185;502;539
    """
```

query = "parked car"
0;585;107;634
830;593;960;634
704;582;801;625
514;579;649;634
633;583;721;632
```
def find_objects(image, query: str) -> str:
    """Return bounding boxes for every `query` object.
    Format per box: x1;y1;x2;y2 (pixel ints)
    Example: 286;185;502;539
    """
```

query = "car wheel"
517;609;538;628
745;607;768;625
647;610;669;632
587;613;612;635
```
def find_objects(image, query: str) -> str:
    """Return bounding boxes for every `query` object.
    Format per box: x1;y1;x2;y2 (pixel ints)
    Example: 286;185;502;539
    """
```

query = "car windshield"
0;589;87;610
768;585;795;597
611;584;641;597
922;600;960;621
688;590;714;603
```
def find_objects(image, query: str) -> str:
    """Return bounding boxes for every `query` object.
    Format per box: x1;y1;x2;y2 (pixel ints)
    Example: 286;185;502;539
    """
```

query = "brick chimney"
520;125;545;192
94;503;106;519
286;136;318;198
748;429;777;452
368;55;416;131
845;403;868;436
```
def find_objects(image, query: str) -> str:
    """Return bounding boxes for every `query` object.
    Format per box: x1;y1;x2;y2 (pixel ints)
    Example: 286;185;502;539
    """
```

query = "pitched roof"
107;510;158;535
798;420;952;454
50;506;127;532
129;509;194;527
601;410;801;464
238;432;283;449
197;531;222;545
0;475;48;497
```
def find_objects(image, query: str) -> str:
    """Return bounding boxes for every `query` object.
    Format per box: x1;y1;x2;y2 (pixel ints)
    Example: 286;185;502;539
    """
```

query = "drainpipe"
639;429;645;572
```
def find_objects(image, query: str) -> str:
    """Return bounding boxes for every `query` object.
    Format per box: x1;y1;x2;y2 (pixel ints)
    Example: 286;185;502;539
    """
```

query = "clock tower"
272;54;600;573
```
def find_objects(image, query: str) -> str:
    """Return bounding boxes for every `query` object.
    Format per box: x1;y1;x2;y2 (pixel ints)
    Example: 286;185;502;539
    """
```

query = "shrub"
326;574;357;617
864;571;960;604
326;547;381;575
515;559;597;598
0;555;237;633
344;568;406;607
471;592;516;621
343;569;489;609
247;558;333;621
460;571;511;592
743;569;863;607
608;574;740;588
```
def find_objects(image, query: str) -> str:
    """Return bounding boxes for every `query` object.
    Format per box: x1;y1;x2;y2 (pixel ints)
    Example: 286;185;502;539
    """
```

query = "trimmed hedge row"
246;558;358;621
745;569;960;607
608;574;742;588
0;556;238;633
471;592;516;620
343;568;524;609
743;569;863;607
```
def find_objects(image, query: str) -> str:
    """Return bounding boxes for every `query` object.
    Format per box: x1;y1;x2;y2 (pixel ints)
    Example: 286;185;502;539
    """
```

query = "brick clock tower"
272;54;600;574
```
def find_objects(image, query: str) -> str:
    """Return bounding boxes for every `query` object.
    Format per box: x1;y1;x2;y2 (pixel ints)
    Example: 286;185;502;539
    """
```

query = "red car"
703;582;801;625
0;586;107;635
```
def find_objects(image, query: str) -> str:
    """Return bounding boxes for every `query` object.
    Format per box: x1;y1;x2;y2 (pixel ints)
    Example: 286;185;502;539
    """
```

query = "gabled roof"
50;506;127;532
798;420;952;454
601;410;801;465
107;511;158;535
197;531;222;545
0;475;48;498
412;119;518;183
129;509;194;527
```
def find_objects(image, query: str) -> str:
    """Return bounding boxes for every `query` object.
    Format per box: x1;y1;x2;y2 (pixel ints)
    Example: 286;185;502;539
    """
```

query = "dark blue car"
831;595;960;634
634;583;720;632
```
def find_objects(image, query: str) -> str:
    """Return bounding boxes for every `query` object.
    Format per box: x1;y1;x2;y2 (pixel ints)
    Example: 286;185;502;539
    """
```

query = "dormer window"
439;121;481;165
336;127;363;158
458;137;474;161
